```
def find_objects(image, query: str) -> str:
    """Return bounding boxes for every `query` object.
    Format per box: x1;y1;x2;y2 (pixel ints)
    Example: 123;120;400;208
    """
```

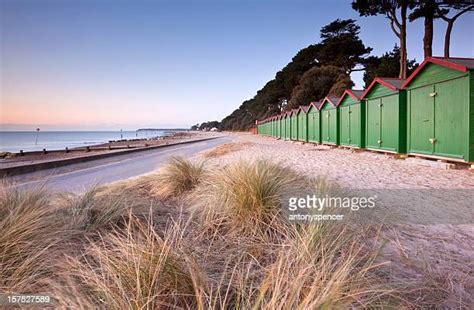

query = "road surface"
5;136;232;193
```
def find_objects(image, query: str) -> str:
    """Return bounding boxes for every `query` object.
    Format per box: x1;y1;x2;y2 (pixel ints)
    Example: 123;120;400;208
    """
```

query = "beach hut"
273;116;277;138
263;119;268;136
402;57;474;162
279;114;285;139
307;101;321;144
290;109;299;140
278;114;284;139
257;120;264;136
361;78;406;153
320;96;339;145
337;89;365;148
276;115;281;138
268;118;272;136
270;117;275;137
285;112;291;140
297;106;309;142
275;115;280;138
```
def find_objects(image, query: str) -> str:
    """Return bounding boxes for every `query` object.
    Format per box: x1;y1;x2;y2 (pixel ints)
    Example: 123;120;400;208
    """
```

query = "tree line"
195;1;472;131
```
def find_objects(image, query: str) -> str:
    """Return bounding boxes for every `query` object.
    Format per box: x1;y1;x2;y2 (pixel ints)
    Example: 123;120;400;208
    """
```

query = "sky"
1;0;473;131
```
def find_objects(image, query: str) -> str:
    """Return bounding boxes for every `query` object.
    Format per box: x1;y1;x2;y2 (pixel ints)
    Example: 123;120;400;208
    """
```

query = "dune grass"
192;160;303;237
150;156;206;198
244;224;395;309
48;215;208;309
0;157;461;308
0;186;68;293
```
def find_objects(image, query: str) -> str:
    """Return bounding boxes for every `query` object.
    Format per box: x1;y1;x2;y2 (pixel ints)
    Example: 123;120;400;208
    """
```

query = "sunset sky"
1;0;473;131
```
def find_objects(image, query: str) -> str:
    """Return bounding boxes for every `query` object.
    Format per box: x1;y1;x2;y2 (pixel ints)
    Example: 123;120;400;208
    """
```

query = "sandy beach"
192;132;474;306
2;131;473;308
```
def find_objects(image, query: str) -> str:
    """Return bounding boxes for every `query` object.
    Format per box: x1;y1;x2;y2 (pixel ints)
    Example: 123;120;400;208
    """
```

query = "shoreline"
0;131;218;170
0;130;186;155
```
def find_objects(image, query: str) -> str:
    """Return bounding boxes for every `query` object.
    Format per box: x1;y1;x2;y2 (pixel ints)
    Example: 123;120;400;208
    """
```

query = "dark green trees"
221;19;370;130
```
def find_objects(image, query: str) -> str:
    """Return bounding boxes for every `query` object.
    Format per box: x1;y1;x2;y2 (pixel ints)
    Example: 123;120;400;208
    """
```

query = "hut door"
350;104;361;147
311;112;320;143
340;106;351;145
366;99;381;149
380;95;398;152
292;117;298;140
304;115;308;141
433;78;467;159
308;113;314;142
410;85;434;154
322;110;330;142
329;110;337;144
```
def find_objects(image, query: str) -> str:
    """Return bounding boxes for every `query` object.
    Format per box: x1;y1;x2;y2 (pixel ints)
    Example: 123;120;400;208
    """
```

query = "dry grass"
239;224;396;309
0;157;468;308
202;142;254;158
150;156;206;198
0;186;68;293
191;160;303;238
48;215;209;309
59;185;155;232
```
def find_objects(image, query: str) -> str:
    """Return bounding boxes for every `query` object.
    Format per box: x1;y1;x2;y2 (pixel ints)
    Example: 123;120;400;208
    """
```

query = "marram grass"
0;158;451;308
151;156;206;198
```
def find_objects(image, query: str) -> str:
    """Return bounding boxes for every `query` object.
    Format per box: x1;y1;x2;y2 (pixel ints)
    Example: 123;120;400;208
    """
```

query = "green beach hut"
279;114;285;139
275;115;280;138
278;115;282;139
285;112;291;140
273;116;278;138
297;106;309;142
320;96;339;145
337;89;365;148
263;119;269;136
361;78;407;153
276;115;280;138
403;57;474;162
270;116;275;137
290;109;299;140
268;118;272;136
307;101;321;144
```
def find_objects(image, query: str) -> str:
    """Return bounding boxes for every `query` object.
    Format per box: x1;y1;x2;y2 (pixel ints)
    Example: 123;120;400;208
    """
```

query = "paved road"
6;136;232;193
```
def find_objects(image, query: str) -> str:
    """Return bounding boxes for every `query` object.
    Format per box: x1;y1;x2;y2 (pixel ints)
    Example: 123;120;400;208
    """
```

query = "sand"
194;133;474;307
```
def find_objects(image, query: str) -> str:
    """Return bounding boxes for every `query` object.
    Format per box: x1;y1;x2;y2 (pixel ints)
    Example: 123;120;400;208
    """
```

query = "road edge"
0;136;222;177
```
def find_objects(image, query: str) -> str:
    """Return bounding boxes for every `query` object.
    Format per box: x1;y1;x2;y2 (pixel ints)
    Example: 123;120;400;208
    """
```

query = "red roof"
336;89;364;106
361;77;405;99
402;56;473;88
297;105;310;114
290;108;299;116
320;96;339;109
308;100;322;111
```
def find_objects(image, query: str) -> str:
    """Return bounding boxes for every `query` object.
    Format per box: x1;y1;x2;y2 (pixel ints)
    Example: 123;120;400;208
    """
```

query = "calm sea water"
0;130;169;152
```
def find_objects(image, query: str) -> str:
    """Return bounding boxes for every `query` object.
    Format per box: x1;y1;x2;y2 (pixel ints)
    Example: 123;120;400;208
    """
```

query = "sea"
0;130;171;153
